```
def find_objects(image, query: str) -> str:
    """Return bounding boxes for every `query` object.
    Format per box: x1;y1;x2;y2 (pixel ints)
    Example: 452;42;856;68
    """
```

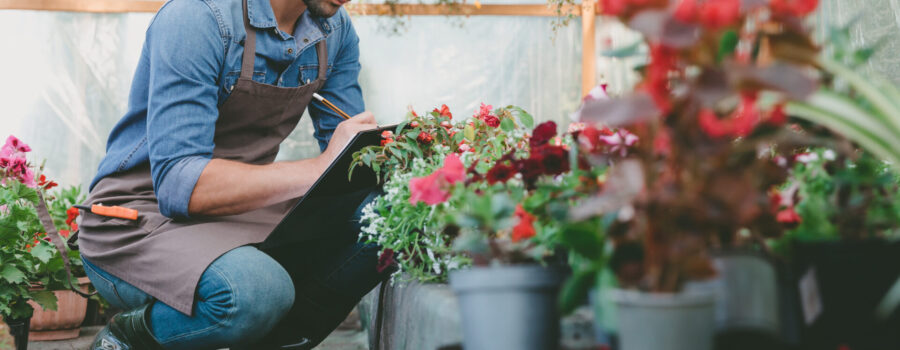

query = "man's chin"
306;1;341;18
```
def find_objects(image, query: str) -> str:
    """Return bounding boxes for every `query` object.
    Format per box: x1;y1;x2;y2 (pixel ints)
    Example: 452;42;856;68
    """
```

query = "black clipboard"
260;124;398;248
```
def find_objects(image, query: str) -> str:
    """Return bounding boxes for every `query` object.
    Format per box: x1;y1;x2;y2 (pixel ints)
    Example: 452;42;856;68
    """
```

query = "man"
78;0;388;348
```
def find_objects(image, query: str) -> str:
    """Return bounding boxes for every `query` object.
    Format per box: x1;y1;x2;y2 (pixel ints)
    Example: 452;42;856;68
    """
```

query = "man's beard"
302;0;340;18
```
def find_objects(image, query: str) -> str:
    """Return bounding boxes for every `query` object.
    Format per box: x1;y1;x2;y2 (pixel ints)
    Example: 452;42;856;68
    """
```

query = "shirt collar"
246;0;278;29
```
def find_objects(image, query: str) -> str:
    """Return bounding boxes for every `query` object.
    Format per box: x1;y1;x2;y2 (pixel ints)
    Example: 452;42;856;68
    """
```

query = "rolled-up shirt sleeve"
144;0;224;219
308;8;365;152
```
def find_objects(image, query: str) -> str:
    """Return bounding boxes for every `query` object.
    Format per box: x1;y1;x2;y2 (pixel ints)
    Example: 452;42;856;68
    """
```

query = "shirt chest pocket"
299;64;332;85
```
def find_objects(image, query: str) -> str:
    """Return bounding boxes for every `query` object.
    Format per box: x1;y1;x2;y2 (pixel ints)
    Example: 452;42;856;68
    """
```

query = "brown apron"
79;0;329;316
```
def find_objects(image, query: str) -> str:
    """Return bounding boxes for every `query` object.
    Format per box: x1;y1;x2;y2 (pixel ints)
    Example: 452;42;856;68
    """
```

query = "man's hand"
320;111;378;162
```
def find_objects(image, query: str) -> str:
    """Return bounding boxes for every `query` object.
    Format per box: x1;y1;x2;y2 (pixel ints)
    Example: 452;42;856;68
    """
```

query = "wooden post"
581;0;597;96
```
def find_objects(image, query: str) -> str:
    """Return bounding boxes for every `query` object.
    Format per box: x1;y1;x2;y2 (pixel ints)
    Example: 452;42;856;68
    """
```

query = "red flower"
674;0;699;23
767;104;787;126
771;0;818;17
641;44;678;114
377;249;397;273
698;0;740;30
474;103;494;120
699;93;760;138
438;154;466;184
381;130;394;139
381;138;394;146
38;174;58;191
440;121;453;129
66;206;80;230
484;115;501;128
530;121;558;148
433;104;453;119
59;229;70;238
600;0;627;16
410;121;420;128
486;164;516;184
417;131;433;144
776;207;802;227
511;205;537;242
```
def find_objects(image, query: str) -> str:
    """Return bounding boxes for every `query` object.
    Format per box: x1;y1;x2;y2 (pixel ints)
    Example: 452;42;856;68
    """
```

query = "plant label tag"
799;266;823;325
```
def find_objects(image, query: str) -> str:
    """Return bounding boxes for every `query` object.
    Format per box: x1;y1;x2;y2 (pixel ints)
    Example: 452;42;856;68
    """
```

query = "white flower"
823;149;836;161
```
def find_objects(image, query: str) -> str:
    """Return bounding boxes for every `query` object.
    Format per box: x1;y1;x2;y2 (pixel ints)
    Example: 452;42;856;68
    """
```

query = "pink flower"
599;129;639;156
409;154;466;206
0;135;31;158
0;205;8;214
409;174;450;205
19;167;37;188
474;103;494;120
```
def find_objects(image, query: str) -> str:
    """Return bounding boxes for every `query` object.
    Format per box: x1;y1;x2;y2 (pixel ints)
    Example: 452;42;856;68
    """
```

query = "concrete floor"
0;310;368;350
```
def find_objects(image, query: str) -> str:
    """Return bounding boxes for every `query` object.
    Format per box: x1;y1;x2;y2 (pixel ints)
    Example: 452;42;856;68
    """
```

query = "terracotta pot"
27;277;91;341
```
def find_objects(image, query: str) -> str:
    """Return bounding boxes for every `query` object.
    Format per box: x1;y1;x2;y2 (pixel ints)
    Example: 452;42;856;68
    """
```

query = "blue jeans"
84;236;387;349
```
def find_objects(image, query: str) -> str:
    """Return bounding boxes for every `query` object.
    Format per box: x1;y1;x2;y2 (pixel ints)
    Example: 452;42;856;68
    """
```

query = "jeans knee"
194;247;295;345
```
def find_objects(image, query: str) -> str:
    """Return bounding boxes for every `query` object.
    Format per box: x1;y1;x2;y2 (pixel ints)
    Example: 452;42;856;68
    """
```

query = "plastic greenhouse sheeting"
0;6;590;189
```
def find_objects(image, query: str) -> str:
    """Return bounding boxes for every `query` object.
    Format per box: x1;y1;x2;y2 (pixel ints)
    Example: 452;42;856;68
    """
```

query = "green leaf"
30;290;58;311
500;118;515;132
30;243;55;263
602;40;643;58
559;221;604;260
717;30;739;62
558;268;597;314
0;265;26;284
464;124;476;141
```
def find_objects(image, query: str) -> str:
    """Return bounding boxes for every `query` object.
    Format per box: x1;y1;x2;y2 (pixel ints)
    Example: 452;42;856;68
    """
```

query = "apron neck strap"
241;0;258;80
315;40;328;82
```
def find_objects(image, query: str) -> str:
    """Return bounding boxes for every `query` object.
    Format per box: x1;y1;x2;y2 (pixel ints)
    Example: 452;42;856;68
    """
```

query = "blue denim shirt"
91;0;364;219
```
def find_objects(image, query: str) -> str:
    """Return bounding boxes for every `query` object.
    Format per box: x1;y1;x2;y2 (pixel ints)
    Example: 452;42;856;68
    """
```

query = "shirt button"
287;48;294;54
303;38;310;43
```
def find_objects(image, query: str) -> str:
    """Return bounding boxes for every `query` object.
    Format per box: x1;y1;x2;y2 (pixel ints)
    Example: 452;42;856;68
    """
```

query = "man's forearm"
187;156;330;216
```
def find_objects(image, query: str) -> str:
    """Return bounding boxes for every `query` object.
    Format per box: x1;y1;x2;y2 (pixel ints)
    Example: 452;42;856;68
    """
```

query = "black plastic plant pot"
789;239;900;350
5;316;31;350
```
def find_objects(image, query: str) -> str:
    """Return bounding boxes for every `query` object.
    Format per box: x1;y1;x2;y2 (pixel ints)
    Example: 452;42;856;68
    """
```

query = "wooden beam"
0;0;574;16
581;0;596;96
0;0;162;12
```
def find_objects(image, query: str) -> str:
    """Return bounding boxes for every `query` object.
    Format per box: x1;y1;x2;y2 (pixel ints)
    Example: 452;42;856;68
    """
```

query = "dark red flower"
377;249;397;273
516;158;545;188
484;115;501;128
511;205;537;242
530;121;558;148
534;145;570;175
417;131;433;144
433;104;453;119
486;164;516;184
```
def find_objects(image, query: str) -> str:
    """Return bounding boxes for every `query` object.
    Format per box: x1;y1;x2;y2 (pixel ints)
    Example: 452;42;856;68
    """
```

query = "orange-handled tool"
75;204;139;221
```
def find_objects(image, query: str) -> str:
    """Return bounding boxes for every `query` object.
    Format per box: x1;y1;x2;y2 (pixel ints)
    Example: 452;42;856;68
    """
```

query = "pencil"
312;93;351;120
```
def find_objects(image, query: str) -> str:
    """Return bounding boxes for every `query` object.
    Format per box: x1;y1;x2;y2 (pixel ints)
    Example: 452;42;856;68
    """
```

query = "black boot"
91;303;163;350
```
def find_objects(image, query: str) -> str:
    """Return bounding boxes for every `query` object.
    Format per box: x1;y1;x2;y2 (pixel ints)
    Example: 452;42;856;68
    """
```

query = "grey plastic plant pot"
683;253;780;334
449;265;563;350
610;289;715;350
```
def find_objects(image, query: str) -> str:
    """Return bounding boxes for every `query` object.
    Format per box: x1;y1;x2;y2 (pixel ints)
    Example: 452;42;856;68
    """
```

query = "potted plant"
354;104;609;349
560;0;826;349
0;135;92;347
